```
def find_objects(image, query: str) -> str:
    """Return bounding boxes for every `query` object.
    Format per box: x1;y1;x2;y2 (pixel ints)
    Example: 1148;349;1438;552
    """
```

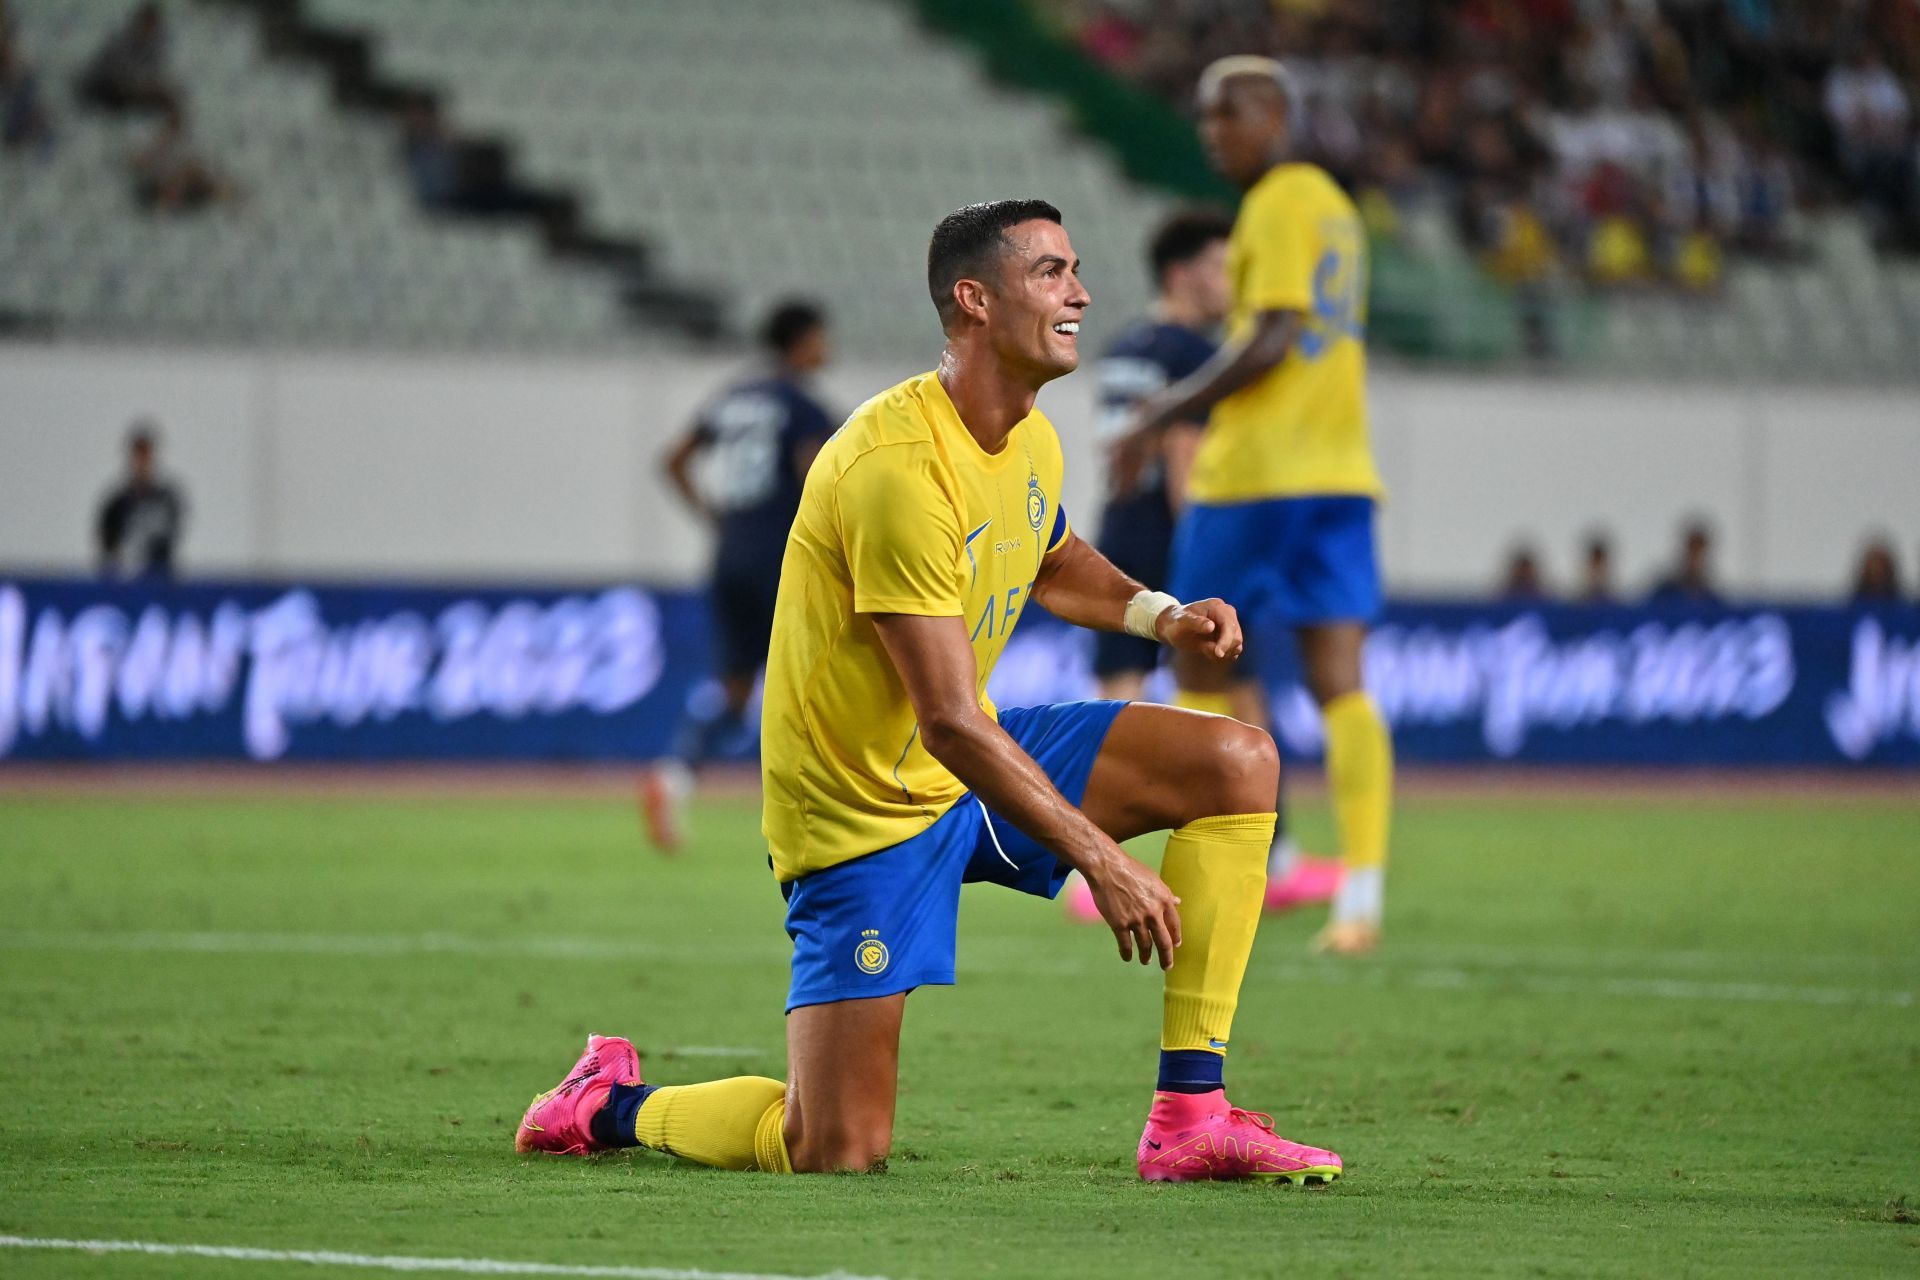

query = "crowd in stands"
0;1;55;154
1052;0;1920;294
2;0;240;211
1497;521;1915;604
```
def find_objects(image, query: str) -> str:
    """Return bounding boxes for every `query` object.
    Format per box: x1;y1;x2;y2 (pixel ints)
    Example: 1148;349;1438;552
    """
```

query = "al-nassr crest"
1026;471;1046;532
854;929;890;975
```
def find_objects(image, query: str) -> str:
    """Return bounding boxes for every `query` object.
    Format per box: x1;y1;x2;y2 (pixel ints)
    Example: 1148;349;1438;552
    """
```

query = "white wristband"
1123;589;1182;641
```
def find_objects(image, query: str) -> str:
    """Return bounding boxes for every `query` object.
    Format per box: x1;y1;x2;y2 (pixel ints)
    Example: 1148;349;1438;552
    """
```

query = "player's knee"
1192;720;1279;820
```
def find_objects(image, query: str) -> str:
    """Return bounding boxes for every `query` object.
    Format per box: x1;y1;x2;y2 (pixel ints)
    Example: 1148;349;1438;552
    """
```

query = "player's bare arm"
869;610;1182;969
1030;530;1244;663
661;426;713;521
1162;423;1203;514
1108;413;1208;499
1112;310;1301;481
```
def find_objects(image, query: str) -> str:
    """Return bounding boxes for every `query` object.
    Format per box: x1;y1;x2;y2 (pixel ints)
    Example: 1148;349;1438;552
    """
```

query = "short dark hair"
1148;206;1233;285
760;299;825;354
926;199;1063;331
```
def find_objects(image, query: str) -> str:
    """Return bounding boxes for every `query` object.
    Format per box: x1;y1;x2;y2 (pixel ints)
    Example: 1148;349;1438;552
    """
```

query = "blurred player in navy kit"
641;300;837;851
1089;208;1230;703
1066;209;1337;922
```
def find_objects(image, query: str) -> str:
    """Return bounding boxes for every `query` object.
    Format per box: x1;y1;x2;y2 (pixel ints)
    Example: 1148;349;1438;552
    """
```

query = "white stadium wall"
2;340;1916;599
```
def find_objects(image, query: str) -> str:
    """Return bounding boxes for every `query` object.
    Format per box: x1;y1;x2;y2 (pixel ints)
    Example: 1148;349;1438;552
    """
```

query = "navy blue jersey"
693;374;836;566
1097;320;1217;500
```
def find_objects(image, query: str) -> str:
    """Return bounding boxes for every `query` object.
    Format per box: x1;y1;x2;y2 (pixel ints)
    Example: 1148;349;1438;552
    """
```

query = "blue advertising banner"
2;576;1917;766
996;602;1920;767
0;576;707;762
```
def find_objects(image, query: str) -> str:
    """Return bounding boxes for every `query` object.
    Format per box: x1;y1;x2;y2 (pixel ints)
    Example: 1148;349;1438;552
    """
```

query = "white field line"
0;1236;886;1280
0;929;1912;1009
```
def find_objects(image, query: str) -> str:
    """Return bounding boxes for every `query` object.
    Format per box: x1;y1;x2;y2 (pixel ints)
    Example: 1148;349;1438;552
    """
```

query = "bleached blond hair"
1196;54;1298;116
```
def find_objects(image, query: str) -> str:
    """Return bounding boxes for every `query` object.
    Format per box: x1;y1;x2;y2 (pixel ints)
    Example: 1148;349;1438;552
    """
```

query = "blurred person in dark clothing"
640;301;837;851
76;2;178;116
1;25;54;154
1064;204;1336;927
96;422;186;580
1091;207;1233;702
1851;538;1902;603
1650;518;1721;605
1499;543;1549;601
399;98;460;210
1577;530;1617;604
1823;45;1916;243
130;104;238;213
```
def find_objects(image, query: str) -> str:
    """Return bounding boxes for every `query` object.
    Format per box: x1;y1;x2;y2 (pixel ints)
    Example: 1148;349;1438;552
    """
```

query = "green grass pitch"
1;785;1916;1278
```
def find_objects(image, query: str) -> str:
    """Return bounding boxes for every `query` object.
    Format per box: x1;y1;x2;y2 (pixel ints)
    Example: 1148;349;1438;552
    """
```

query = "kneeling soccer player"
516;199;1342;1183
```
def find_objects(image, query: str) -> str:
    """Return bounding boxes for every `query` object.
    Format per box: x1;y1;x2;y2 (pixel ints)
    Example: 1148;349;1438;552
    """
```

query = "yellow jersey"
1188;162;1383;504
760;371;1071;881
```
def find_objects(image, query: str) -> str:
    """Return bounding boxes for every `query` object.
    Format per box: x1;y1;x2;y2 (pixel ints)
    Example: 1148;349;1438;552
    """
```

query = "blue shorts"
1167;495;1381;632
781;699;1125;1012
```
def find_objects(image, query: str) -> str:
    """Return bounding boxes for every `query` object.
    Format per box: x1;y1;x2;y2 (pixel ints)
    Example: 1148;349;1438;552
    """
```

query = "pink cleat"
1137;1089;1342;1184
637;766;688;854
515;1034;641;1155
1264;855;1343;912
1062;873;1104;924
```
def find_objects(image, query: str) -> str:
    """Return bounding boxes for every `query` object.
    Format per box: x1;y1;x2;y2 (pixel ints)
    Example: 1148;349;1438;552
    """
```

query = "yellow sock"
632;1076;791;1172
1159;811;1274;1052
1174;689;1237;718
1323;691;1392;870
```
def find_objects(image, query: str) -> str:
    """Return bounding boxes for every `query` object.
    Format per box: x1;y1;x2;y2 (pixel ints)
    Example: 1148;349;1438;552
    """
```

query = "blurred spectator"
1650;518;1721;605
399;99;460;210
1577;531;1617;604
76;2;179;117
1851;538;1902;603
1076;2;1145;73
1734;124;1796;256
130;105;239;214
1823;45;1916;243
1049;0;1920;301
0;22;53;154
97;422;187;580
1500;543;1549;601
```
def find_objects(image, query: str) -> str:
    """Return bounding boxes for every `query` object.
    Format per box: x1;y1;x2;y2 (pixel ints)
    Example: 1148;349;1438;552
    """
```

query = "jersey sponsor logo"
970;584;1027;643
854;929;890;975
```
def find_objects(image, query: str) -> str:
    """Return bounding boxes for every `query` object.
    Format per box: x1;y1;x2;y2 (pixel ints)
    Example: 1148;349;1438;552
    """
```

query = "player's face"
990;219;1091;380
1185;238;1231;325
1199;83;1285;189
789;326;831;373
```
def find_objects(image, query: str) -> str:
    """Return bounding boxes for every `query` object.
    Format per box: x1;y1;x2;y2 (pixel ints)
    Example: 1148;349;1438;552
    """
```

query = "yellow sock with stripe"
1173;689;1237;719
1158;812;1275;1072
631;1076;792;1172
1323;691;1392;925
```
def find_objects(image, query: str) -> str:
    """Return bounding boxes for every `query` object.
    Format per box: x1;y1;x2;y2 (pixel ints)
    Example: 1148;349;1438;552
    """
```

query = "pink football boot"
515;1034;642;1155
637;766;687;854
1062;873;1104;924
1138;1089;1342;1184
1264;854;1343;912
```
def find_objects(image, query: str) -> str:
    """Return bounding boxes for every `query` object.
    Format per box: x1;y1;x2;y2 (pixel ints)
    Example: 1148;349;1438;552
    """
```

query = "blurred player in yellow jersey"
1118;57;1394;956
514;199;1343;1183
